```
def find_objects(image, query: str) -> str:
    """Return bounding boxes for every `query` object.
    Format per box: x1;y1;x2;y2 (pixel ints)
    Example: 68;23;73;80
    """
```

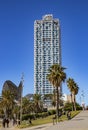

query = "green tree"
12;104;20;119
22;97;34;114
1;90;15;118
67;78;74;111
73;83;79;111
52;89;56;107
47;64;66;121
67;78;79;111
33;94;43;113
22;97;30;114
43;94;53;100
64;102;82;111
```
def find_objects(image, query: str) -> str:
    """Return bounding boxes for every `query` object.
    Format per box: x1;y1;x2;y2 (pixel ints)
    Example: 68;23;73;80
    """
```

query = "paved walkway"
45;110;88;130
0;111;88;130
22;111;88;130
0;121;19;130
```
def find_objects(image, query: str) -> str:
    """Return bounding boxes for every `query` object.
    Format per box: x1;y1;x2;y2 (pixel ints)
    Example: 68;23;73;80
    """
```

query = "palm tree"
43;94;53;100
67;78;79;111
33;94;43;113
22;97;30;114
12;105;20;120
52;89;56;108
67;78;74;111
22;97;34;114
47;64;66;121
73;83;79;111
1;90;15;118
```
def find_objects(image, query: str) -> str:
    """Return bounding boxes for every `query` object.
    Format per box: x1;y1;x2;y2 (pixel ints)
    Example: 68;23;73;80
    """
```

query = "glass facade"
34;14;61;96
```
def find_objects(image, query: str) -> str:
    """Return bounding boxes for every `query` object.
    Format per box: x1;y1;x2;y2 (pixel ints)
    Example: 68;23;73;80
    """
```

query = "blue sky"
0;0;88;106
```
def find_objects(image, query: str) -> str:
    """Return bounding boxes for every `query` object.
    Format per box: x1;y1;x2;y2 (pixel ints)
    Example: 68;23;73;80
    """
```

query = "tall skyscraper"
34;14;61;96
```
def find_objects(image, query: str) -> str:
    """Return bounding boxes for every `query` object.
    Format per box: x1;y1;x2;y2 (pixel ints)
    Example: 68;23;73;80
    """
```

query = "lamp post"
20;73;24;124
81;90;85;110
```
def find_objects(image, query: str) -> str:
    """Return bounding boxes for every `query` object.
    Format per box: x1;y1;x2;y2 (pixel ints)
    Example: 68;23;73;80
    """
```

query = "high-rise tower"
34;14;61;96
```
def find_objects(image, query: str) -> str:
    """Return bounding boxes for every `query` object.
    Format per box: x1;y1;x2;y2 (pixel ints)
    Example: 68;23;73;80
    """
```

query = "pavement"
0;110;88;130
45;110;88;130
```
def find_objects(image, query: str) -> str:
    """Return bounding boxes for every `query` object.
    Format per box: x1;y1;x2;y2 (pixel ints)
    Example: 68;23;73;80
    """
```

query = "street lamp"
81;90;85;110
20;73;24;124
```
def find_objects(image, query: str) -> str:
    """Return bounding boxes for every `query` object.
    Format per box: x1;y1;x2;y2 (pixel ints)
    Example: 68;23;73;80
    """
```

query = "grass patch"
0;121;1;125
71;110;80;118
18;111;81;128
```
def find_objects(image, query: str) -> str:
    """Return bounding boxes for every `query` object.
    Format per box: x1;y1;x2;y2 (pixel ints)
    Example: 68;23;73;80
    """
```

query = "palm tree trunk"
74;95;76;111
71;93;74;111
56;87;59;123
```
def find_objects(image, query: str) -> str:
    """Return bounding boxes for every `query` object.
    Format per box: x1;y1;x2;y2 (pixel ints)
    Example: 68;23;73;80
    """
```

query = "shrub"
22;114;35;120
64;102;82;111
48;110;56;115
22;112;49;121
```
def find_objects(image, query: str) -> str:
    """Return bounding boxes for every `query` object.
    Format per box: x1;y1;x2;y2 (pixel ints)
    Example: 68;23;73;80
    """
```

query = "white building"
34;14;61;96
62;94;74;103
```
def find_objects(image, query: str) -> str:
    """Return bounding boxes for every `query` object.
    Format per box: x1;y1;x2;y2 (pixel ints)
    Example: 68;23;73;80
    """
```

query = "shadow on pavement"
34;126;47;129
72;118;84;121
79;116;88;118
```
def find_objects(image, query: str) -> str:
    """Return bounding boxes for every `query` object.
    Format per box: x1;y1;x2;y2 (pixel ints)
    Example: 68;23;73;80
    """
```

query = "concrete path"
45;110;88;130
0;121;19;130
22;110;88;130
0;111;88;130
